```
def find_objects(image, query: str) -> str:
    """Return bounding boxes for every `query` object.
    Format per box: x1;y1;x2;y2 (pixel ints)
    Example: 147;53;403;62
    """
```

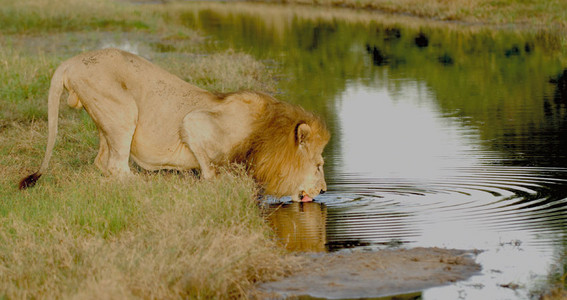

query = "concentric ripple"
265;166;567;252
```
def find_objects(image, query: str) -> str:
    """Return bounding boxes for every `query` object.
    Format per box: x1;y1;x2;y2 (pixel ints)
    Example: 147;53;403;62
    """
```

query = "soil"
255;247;481;299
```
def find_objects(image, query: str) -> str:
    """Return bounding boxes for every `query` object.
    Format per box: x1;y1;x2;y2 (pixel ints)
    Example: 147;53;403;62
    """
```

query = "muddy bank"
255;247;481;299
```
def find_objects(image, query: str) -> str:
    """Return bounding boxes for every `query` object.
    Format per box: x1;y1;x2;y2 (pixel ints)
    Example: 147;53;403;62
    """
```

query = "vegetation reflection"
184;4;567;167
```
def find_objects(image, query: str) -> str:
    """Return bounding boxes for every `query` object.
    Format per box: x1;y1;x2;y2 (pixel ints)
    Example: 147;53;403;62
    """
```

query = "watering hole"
20;2;566;298
179;3;567;298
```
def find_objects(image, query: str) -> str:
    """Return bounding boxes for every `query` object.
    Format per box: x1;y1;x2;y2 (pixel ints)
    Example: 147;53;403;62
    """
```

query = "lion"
19;48;330;202
266;202;328;251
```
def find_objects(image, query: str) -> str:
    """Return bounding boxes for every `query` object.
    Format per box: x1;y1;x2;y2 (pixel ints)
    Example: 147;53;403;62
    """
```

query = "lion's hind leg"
94;131;110;174
81;91;137;178
98;123;136;178
91;125;134;177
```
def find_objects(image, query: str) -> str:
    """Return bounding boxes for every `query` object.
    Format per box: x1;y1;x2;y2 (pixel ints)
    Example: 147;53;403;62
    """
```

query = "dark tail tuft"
19;172;42;190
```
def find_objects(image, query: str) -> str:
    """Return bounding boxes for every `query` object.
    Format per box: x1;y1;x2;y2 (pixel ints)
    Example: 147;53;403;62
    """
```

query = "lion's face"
292;151;327;202
234;94;330;202
289;123;329;202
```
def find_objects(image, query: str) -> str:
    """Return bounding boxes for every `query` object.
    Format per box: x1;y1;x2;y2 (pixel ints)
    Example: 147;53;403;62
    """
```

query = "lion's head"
230;93;330;202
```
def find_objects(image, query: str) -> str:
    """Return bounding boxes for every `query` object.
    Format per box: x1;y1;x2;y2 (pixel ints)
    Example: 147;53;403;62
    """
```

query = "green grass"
2;0;565;297
0;46;58;121
0;0;291;298
1;164;293;298
0;77;285;295
0;0;150;34
0;93;288;297
1;72;287;299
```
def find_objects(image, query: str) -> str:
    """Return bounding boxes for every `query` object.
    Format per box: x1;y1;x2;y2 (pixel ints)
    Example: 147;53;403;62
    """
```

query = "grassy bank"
3;0;566;298
262;0;567;30
1;164;293;298
0;0;290;298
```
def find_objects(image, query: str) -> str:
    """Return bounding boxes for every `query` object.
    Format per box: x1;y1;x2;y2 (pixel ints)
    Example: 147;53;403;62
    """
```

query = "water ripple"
265;166;567;252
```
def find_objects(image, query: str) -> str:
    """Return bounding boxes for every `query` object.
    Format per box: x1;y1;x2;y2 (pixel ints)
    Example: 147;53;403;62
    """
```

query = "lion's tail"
19;63;67;190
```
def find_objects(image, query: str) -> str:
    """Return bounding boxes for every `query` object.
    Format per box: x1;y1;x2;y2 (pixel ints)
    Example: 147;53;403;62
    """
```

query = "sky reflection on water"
335;80;488;180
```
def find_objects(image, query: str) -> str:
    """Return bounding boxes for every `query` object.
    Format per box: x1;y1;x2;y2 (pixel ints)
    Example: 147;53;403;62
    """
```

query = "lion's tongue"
301;193;313;202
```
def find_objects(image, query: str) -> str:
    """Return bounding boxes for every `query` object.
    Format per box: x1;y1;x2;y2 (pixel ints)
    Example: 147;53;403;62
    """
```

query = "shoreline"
255;247;482;298
248;0;567;32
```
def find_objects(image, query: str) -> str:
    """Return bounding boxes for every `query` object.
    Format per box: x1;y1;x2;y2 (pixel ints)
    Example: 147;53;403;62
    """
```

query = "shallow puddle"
182;3;567;298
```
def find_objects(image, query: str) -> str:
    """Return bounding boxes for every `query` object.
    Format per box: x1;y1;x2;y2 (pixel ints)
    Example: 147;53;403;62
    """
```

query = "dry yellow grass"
2;122;298;299
3;0;566;298
262;0;567;30
0;1;295;297
154;50;277;93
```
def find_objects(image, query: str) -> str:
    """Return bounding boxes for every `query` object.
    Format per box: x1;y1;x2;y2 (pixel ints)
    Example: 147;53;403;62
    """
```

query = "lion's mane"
229;92;330;197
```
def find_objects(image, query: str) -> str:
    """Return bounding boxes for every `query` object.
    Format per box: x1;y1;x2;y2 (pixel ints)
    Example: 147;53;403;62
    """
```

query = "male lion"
20;48;330;202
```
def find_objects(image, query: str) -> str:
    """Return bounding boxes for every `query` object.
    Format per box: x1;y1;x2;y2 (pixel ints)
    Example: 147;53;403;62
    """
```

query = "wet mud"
255;247;481;299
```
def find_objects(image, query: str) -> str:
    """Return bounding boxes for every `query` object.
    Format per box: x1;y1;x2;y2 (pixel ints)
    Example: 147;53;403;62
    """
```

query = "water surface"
183;4;567;298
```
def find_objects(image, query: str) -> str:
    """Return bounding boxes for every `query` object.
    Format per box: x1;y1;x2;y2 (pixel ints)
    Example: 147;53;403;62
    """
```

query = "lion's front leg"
181;111;227;179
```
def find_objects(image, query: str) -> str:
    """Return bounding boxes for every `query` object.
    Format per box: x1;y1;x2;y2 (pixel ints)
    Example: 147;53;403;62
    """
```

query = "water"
183;3;567;298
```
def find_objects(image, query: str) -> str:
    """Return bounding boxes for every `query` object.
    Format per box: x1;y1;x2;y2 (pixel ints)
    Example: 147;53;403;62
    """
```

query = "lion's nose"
320;189;326;195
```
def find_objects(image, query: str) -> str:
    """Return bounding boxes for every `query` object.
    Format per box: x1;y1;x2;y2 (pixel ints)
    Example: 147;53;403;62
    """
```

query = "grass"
263;0;567;30
0;0;291;298
0;46;58;121
0;119;295;298
1;162;293;298
0;0;150;34
3;124;292;298
2;0;566;298
542;284;567;300
153;50;277;94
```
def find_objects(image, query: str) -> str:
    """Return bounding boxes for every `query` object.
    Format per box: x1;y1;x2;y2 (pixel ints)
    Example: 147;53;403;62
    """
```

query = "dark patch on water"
438;53;454;65
414;32;429;48
365;44;389;66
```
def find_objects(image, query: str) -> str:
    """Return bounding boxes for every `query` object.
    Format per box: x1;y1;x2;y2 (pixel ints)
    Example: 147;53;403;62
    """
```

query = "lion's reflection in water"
265;202;327;252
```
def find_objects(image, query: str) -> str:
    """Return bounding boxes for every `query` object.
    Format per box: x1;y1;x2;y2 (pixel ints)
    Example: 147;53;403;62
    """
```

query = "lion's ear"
296;123;311;147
